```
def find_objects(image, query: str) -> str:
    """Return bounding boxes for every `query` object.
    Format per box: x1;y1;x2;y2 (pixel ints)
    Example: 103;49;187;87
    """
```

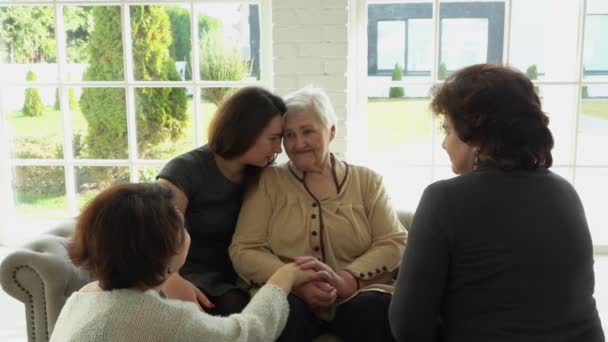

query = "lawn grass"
581;99;608;120
8;97;608;217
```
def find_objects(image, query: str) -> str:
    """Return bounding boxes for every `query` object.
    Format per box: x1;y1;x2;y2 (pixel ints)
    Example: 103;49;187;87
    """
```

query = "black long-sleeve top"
389;162;604;342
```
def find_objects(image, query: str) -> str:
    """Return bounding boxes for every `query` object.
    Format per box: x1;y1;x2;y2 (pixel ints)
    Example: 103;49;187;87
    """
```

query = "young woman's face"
283;110;335;172
442;116;476;175
241;115;284;167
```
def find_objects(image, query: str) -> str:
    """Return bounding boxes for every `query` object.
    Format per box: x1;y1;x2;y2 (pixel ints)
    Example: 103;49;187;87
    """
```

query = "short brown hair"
431;64;554;170
208;86;286;159
69;183;184;290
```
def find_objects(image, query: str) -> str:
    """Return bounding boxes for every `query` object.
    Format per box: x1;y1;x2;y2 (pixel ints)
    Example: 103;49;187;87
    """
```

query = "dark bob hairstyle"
431;64;554;170
69;183;184;290
208;86;287;159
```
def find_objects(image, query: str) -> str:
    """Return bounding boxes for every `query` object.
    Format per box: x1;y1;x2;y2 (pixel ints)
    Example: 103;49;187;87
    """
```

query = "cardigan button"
376;268;381;274
382;266;388;271
312;203;317;207
359;273;365;278
312;231;317;236
367;272;373;277
311;214;316;219
314;246;320;252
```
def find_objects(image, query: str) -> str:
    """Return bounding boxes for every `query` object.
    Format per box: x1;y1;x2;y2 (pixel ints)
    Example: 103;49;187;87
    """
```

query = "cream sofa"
0;211;412;342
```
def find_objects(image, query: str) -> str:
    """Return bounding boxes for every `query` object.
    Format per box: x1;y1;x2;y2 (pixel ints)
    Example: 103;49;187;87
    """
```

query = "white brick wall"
272;0;349;158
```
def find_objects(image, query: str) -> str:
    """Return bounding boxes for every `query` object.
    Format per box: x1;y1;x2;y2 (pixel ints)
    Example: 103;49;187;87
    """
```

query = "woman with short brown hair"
389;64;604;342
51;183;329;342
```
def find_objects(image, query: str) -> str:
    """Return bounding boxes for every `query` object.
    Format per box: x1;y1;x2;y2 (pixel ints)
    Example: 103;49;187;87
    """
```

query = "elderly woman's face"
283;109;335;171
442;116;476;175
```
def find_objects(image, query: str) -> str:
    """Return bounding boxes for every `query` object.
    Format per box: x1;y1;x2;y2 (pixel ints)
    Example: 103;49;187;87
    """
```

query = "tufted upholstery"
0;211;412;342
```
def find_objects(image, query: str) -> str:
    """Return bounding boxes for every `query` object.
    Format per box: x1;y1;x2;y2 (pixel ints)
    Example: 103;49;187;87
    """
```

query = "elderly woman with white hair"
229;86;407;341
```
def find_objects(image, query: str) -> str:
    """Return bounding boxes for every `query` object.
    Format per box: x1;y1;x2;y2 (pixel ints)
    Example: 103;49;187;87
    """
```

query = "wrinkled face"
283;109;335;172
241;115;283;167
442;116;476;175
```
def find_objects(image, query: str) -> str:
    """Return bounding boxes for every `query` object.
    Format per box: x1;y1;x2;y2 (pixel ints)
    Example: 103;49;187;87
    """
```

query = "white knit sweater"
50;284;288;342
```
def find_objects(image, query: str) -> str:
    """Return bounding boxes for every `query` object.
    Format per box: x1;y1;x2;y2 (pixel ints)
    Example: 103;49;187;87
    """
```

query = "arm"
157;178;213;309
176;263;330;342
388;186;449;341
343;173;408;289
229;172;288;286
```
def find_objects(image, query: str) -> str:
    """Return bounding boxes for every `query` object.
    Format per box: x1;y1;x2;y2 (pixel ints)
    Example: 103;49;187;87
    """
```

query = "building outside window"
356;0;608;249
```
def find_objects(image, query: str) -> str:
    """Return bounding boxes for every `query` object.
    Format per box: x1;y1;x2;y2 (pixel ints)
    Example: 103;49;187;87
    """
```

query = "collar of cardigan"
287;153;349;194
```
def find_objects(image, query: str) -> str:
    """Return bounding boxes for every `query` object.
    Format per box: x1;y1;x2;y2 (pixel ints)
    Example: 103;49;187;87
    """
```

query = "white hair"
283;85;338;132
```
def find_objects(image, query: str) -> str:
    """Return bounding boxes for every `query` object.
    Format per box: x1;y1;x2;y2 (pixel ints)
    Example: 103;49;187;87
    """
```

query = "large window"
0;0;270;241
356;0;608;248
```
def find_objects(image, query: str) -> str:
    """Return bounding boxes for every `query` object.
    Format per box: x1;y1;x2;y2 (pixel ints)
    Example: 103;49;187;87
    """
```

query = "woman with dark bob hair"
389;64;604;342
50;183;329;341
157;86;286;315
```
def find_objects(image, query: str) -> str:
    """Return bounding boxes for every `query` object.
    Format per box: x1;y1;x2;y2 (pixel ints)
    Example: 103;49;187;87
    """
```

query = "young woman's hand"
162;273;215;310
267;262;331;297
295;256;358;299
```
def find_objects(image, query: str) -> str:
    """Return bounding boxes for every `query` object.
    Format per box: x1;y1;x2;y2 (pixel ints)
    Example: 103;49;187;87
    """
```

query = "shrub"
23;70;44;117
389;63;405;98
200;32;251;105
54;87;79;111
80;6;187;160
526;64;539;94
13;137;65;197
438;62;448;80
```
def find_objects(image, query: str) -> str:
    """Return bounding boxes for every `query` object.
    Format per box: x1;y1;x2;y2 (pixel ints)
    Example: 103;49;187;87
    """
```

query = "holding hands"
293;256;358;306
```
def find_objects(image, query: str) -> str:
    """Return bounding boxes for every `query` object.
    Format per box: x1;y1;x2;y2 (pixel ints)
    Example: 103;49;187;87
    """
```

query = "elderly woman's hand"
293;280;337;308
295;256;358;299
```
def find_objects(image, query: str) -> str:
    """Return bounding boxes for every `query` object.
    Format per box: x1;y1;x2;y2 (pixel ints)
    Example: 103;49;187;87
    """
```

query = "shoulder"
164;145;211;169
345;162;384;188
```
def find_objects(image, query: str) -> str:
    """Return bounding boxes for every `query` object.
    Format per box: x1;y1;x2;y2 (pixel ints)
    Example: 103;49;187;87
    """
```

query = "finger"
314;281;336;293
309;270;331;283
194;288;215;310
295;256;316;265
298;260;323;271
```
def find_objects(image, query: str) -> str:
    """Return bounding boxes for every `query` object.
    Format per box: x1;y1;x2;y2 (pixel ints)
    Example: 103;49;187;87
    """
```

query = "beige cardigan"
229;157;407;300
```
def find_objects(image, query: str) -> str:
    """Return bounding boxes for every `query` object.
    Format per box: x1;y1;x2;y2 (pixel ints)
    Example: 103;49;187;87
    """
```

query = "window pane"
584;0;608;81
78;87;128;159
439;0;505;77
407;19;433;75
510;0;580;81
577;85;608;165
13;166;67;218
575;168;608;245
440;18;488;70
130;5;191;81
139;165;163;183
75;6;123;81
135;87;194;159
75;166;129;210
377;166;432;213
538;85;578;165
377;21;405;70
199;87;224;144
198;3;260;81
6;86;64;159
368;1;433;81
367;85;433;164
0;6;58;82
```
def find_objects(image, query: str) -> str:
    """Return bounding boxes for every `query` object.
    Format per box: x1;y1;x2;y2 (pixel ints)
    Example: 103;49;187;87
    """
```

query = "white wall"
272;0;349;159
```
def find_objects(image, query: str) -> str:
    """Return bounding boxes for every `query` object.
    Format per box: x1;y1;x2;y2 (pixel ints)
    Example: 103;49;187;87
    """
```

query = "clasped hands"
292;256;358;308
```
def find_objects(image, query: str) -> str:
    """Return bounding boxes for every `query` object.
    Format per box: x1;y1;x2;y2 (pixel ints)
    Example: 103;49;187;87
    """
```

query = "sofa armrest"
0;219;92;342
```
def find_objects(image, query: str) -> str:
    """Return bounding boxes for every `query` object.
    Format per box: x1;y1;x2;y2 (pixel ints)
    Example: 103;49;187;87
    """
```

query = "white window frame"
350;0;608;253
0;0;273;241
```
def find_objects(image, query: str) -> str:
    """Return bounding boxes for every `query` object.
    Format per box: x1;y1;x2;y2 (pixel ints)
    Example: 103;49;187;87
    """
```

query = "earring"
473;149;480;167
